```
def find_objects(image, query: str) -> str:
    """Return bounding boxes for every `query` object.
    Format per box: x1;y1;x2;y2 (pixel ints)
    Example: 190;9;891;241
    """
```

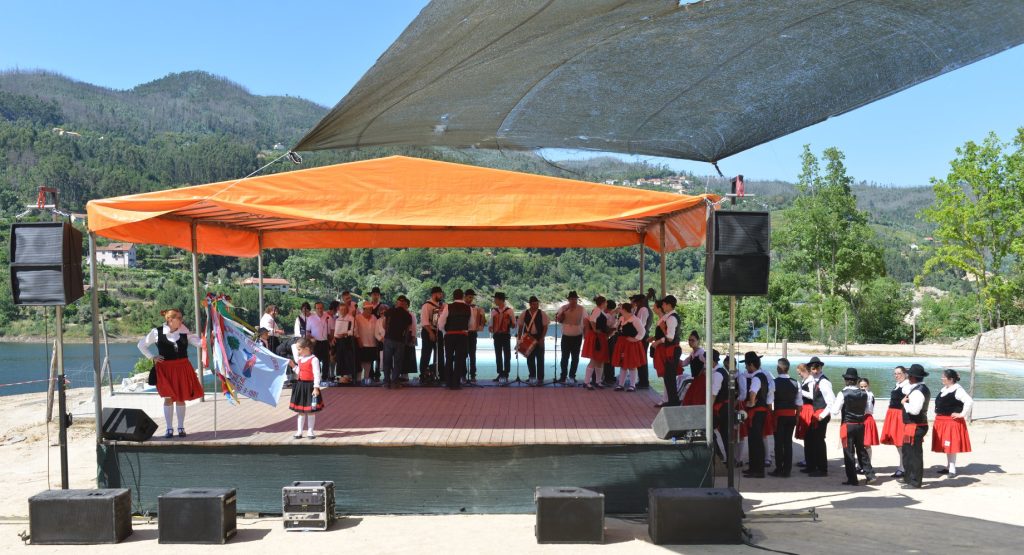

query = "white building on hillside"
95;243;137;268
242;277;290;292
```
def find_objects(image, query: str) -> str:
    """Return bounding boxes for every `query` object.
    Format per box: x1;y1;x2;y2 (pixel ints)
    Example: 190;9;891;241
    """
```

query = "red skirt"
652;343;668;376
863;414;880;446
681;374;706;405
931;415;972;454
879;407;906;446
795;404;815;440
582;329;609;364
748;406;775;436
155;358;203;403
612;339;646;369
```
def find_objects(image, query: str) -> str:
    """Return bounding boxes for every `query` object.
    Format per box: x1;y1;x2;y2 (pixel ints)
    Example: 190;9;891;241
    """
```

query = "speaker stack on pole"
705;210;770;489
10;221;84;489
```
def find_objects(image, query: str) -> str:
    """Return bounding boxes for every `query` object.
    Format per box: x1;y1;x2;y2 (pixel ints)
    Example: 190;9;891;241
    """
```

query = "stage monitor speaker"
101;407;158;442
705;211;770;296
9;222;84;306
159;488;237;544
652;405;706;440
648;488;743;545
535;487;604;544
29;489;133;544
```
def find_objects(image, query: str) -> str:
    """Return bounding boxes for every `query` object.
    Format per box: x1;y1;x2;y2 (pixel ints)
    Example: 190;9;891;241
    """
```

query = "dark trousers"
493;333;512;377
602;336;618;383
637;341;650;388
314;339;331;381
443;333;468;389
804;414;830;473
419;330;444;378
747;410;767;474
901;424;928;488
559;334;583;380
842;422;874;483
661;345;682;406
773;415;797;476
526;335;545;383
334;337;356;381
382;338;406;384
467;331;478;378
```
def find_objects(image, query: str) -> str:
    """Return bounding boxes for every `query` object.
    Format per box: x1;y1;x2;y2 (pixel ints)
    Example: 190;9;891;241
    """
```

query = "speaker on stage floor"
29;489;133;544
9;222;84;306
101;407;158;442
159;488;237;544
652;405;705;440
649;488;743;545
535;487;604;544
705;211;770;296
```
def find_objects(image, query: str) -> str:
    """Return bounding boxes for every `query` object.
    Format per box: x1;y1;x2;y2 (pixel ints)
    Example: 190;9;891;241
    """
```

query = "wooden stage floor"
142;385;668;447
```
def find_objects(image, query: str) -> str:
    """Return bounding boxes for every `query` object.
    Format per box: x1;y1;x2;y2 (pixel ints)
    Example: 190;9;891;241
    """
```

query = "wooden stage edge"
97;387;713;514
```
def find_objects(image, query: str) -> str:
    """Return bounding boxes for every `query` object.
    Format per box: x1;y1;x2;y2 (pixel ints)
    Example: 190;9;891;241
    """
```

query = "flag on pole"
207;294;289;407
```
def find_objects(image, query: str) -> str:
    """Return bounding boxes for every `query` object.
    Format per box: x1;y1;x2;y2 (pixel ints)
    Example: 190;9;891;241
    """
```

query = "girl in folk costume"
932;369;974;477
794;364;815;441
582;296;611;390
679;331;707;404
289;337;324;439
878;365;909;478
858;377;880;451
137;308;203;438
612;302;646;391
601;301;620;385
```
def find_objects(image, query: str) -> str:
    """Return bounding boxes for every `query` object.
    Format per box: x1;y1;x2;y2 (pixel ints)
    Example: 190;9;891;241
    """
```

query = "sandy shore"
1;389;1021;553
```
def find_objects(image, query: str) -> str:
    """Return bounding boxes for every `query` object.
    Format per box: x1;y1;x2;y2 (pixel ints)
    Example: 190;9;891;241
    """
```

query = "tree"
919;130;1022;396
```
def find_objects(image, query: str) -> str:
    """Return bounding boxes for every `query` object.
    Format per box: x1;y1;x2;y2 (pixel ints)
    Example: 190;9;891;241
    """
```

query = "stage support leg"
89;233;103;454
727;295;737;489
639;233;645;292
191;221;204;401
55;305;69;489
257;232;265;317
704;205;714;451
659;221;667;297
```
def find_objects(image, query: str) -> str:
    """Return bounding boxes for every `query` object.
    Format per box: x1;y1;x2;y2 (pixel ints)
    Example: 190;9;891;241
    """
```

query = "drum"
516;334;538;356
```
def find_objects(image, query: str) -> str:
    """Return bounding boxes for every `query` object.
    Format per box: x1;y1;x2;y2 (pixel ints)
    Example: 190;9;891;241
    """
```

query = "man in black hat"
803;356;835;477
464;289;486;383
555;291;586;385
901;363;931;488
489;292;516;384
770;357;801;477
437;289;470;390
743;351;771;478
653;295;683;407
829;368;876;485
517;296;550;386
419;287;445;382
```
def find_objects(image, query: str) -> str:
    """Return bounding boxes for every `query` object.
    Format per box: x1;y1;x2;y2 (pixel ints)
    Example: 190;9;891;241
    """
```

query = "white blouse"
137;324;201;360
938;383;975;418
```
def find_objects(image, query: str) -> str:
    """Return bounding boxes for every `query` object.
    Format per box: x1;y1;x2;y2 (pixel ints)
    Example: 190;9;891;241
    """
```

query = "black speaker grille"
12;225;65;265
9;222;84;306
712;212;770;255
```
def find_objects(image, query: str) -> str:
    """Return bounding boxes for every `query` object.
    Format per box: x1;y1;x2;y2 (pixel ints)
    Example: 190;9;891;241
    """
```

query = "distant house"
95;243;137;268
242;277;290;292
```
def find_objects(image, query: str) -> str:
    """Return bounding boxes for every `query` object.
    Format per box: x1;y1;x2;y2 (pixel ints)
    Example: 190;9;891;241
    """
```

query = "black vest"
524;309;544;338
595;312;609;334
888;384;905;409
812;375;831;410
902;383;931;425
714;367;730;404
665;314;681;346
934;389;964;416
752;373;769;408
840;388;869;423
156;325;189;360
774;376;799;410
444;302;471;332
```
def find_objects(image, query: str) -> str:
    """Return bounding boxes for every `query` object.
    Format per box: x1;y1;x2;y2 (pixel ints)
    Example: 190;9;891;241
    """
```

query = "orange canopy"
86;156;717;257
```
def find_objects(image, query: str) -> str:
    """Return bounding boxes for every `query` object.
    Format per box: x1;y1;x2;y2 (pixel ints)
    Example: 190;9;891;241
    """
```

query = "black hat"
430;286;443;294
842;367;860;380
567;291;579;299
465;289;476;296
370;286;382;295
806;356;824;368
662;294;678;306
743;351;762;366
494;292;506;300
711;349;721;362
906;364;928;378
528;295;540;303
396;295;409;303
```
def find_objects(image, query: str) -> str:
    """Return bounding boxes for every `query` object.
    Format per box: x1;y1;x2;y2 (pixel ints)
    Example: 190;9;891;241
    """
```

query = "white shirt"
294;313;310;338
137;324;201;360
657;313;678;344
518;309;551;337
865;390;875;414
353;314;379;348
468;305;486;332
801;375;815;400
746;369;775;405
814;374;836;420
556;304;586;336
904;383;928;416
938;383;974;418
334;314;355;337
420;300;443;331
259;313;282;335
306;312;329;341
634;306;651;331
711;364;725;396
680;347;705;367
619;313;644;341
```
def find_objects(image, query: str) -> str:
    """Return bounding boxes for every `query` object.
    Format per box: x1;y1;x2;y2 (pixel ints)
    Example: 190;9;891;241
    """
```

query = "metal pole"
704;205;714;451
727;295;737;489
659;221;667;297
89;232;103;450
56;306;69;489
257;231;265;318
191;221;204;401
639;232;646;292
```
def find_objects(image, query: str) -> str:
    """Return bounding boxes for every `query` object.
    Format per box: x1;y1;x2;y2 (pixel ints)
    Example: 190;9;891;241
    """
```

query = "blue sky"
2;1;1021;186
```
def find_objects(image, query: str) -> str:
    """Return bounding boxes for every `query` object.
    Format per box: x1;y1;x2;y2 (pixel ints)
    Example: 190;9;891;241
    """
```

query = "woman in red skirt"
795;363;814;440
932;369;974;477
581;296;610;390
612;303;646;392
858;377;881;447
878;366;908;478
137;308;203;438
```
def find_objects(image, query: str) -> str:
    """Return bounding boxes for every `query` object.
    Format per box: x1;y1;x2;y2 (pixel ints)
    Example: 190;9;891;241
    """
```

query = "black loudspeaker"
9;222;84;306
101;407;158;442
535;487;604;544
648;488;743;545
705;211;770;296
159;488;237;544
29;489;133;544
652;405;706;439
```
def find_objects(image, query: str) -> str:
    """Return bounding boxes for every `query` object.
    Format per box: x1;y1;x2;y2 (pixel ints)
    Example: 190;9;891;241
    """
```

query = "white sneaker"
568;377;576;385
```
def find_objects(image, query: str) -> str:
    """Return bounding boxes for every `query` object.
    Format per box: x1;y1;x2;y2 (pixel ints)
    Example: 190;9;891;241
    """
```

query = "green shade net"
294;0;1024;162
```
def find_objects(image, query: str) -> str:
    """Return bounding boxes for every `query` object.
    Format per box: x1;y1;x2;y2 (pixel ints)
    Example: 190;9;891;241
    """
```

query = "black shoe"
808;471;828;477
900;483;920;490
799;468;813;474
891;470;905;478
865;474;877;484
841;480;860;486
743;472;766;478
796;461;807;467
856;466;864;474
937;468;949;475
768;470;784;477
